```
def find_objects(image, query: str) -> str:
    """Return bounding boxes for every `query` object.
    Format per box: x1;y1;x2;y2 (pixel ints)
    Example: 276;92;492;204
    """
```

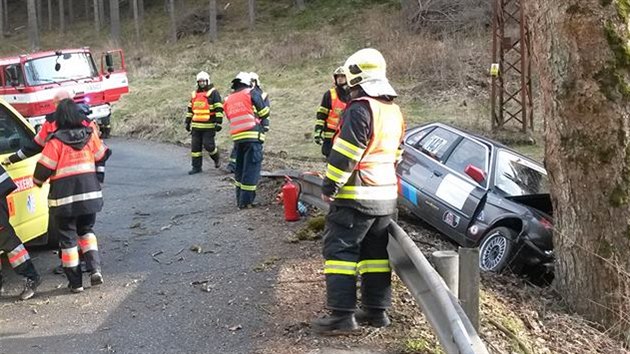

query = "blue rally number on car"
400;179;419;206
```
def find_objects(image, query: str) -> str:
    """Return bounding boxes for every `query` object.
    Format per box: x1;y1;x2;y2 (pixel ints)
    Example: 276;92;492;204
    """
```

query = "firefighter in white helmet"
185;71;224;174
314;66;349;157
312;49;405;334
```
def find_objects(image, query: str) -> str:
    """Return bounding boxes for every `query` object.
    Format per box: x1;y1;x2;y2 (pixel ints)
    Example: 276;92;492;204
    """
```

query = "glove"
263;126;269;133
215;125;222;132
185;122;191;132
1;157;11;166
314;132;323;145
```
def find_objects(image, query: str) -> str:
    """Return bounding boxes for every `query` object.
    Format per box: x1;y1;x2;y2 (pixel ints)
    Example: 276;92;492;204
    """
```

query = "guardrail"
294;173;489;354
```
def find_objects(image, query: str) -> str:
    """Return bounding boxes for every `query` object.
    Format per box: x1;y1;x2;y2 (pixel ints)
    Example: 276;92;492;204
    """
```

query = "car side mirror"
465;164;486;184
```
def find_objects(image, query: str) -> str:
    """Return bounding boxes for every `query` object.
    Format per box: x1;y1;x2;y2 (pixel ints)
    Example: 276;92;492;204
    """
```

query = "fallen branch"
488;318;533;354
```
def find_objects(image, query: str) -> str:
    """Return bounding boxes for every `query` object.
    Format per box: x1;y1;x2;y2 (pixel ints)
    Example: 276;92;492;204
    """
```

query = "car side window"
416;127;460;161
0;105;32;155
406;127;434;147
444;138;488;182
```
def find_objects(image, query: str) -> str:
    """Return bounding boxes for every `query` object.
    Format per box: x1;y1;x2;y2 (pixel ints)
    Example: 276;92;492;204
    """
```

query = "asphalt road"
0;138;276;354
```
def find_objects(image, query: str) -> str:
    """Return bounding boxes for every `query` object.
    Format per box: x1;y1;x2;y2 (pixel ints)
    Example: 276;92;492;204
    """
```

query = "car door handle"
433;170;443;177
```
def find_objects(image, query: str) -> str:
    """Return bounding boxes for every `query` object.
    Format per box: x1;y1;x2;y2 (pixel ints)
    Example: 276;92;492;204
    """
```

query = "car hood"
505;194;553;218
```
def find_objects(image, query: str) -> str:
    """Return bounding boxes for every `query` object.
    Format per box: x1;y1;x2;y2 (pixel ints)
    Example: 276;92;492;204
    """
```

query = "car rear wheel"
479;227;515;272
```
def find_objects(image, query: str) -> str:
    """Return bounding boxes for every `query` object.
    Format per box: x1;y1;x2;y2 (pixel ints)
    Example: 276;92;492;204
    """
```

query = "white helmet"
343;48;397;97
196;71;210;83
249;72;260;86
333;66;345;77
232;71;252;86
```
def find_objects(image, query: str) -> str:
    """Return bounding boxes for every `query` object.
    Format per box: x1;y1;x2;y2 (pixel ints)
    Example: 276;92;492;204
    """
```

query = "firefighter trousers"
191;129;219;169
322;138;333;157
56;213;100;288
323;205;393;311
234;141;263;207
0;200;38;282
227;144;238;172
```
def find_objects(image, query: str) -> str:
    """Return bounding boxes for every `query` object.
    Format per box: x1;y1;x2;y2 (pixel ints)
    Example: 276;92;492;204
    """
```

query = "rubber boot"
212;151;221;169
355;308;391;328
64;266;84;293
311;310;359;335
188;167;202;175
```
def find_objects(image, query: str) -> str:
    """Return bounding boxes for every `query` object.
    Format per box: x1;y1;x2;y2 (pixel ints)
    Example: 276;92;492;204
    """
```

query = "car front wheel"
479;227;515;272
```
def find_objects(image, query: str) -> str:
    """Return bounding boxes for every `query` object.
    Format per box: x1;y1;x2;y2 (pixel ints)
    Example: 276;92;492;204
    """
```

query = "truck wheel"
100;115;112;139
478;227;515;272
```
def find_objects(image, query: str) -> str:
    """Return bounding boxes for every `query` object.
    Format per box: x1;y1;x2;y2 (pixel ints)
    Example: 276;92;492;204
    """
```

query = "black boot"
311;311;359;335
212;152;221;169
90;269;104;286
355;308;391;328
19;276;41;301
64;266;83;293
188;167;202;175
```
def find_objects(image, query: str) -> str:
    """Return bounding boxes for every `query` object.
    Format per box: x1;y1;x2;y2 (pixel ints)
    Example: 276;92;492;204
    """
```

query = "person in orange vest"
33;99;110;293
314;67;349;157
311;49;405;334
0;164;41;300
185;71;224;175
223;72;270;209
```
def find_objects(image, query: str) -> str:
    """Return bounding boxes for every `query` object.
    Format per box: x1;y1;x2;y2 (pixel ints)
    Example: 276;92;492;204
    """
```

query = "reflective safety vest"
335;97;404;201
191;89;216;128
326;88;346;132
224;88;261;142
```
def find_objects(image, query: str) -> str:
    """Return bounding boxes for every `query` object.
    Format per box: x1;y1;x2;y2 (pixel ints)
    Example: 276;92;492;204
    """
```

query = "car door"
0;100;49;244
101;50;129;102
431;137;490;244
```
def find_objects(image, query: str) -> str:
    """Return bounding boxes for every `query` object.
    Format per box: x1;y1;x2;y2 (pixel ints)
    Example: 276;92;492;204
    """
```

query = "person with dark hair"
33;99;110;293
223;72;270;209
314;67;349;157
0;163;41;300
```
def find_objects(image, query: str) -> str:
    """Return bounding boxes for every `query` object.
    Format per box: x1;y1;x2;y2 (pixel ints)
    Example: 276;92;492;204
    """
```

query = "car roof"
413;122;544;167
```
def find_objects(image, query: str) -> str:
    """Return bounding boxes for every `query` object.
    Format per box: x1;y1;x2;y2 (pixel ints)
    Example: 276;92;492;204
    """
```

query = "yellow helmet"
343;48;396;97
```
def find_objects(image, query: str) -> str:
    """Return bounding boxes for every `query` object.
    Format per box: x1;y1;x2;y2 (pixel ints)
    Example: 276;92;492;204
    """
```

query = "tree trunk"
93;0;100;31
27;0;40;50
48;0;52;31
3;0;9;33
248;0;255;29
0;0;4;38
132;0;140;41
109;0;120;43
295;0;305;11
37;0;43;29
98;0;105;25
138;0;143;23
84;0;88;19
58;0;65;33
68;0;74;25
208;0;217;42
168;0;176;42
524;0;630;340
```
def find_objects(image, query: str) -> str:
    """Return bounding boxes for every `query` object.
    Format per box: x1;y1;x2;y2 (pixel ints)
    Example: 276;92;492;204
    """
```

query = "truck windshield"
494;150;549;196
23;52;98;85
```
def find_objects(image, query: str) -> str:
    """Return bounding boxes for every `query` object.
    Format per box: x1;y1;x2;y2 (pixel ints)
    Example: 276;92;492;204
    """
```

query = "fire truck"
0;47;129;137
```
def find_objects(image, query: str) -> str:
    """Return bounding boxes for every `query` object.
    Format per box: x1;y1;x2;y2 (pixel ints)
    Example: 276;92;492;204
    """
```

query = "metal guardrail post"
432;250;459;297
459;247;481;331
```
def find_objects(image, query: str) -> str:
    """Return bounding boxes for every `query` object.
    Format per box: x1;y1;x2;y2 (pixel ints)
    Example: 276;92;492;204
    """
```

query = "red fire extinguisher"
282;177;301;222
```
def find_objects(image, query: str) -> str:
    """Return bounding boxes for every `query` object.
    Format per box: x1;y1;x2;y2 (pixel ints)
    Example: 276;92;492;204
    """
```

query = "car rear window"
0;105;32;155
416;127;460;161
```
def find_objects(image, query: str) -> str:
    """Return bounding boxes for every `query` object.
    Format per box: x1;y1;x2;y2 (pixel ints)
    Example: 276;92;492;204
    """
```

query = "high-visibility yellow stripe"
318;106;330;115
240;184;257;191
324;260;358;275
357;259;391;274
336;185;398;200
191;122;216;129
191;152;203;157
323;131;335;138
212;102;223;109
257;106;270;117
232;131;264;141
333;138;365;161
325;164;352;183
48;191;103;207
315;120;325;127
39;155;58;169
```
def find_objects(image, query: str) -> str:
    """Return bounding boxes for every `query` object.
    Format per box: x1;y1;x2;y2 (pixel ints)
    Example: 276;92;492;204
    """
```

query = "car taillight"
539;217;553;230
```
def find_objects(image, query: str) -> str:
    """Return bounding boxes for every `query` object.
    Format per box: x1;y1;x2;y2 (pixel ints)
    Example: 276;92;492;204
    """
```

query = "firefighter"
226;72;270;173
314;67;349;157
33;99;110;293
186;71;224;175
311;49;405;334
0;164;41;300
223;72;270;209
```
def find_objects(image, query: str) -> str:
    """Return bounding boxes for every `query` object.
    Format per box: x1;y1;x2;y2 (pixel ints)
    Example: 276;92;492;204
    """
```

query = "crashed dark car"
396;123;554;273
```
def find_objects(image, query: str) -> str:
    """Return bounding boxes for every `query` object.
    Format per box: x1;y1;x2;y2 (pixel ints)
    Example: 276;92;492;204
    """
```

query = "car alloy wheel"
479;227;515;272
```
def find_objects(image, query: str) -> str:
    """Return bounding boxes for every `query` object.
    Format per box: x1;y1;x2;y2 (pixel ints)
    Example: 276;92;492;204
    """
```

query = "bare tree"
109;0;120;43
525;0;630;339
37;0;43;28
48;0;52;30
132;0;140;41
295;0;305;11
3;0;8;33
138;0;143;22
0;0;4;39
93;0;100;31
84;0;88;18
59;0;65;33
208;0;217;42
27;0;40;50
248;0;255;28
168;0;176;42
98;0;105;25
68;0;74;25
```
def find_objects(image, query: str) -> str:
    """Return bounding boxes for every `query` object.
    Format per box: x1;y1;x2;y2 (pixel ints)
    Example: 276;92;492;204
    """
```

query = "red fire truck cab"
0;47;129;137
